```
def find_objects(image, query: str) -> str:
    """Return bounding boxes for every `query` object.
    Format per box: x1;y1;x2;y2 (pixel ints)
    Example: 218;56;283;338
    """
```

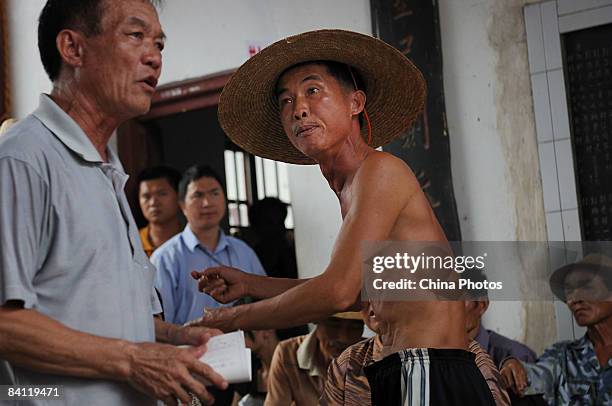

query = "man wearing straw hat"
193;29;495;404
500;253;612;405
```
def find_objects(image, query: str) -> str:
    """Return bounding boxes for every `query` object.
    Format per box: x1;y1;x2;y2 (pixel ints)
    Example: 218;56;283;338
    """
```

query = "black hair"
463;267;490;300
179;165;224;201
136;165;181;192
37;0;162;81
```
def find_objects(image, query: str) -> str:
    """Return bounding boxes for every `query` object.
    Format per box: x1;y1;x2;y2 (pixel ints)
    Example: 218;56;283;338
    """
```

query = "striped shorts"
364;348;496;406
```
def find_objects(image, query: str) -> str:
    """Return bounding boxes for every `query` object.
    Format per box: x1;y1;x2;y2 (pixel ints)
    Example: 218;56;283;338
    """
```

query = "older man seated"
265;313;364;406
501;253;612;405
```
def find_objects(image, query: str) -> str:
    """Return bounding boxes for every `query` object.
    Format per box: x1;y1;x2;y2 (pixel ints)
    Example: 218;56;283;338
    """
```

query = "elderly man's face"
564;270;612;326
276;63;361;160
78;0;164;119
315;318;363;364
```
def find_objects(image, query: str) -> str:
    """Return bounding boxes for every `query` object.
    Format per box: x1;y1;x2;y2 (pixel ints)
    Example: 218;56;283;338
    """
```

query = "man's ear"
179;200;186;216
350;89;366;117
56;29;85;69
477;299;490;317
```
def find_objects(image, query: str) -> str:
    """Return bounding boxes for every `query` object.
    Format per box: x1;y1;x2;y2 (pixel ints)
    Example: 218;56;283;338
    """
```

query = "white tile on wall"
547;70;572;141
561;208;582;240
555;139;579;210
524;4;546;74
541;1;563;70
546;211;564;241
554;301;574;341
558;5;612;33
558;0;612;16
572;321;587;340
531;72;554;143
538;142;562;213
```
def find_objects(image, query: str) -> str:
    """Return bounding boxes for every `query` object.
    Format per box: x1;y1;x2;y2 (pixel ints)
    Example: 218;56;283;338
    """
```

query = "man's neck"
317;131;373;197
148;219;182;249
587;316;612;367
192;225;221;252
50;84;122;162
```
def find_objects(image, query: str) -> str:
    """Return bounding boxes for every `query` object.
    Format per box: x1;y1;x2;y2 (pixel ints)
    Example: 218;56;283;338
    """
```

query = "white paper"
191;330;252;385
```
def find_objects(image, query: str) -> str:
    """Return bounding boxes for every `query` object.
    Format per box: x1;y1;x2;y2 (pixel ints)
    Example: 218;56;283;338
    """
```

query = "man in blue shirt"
153;165;266;325
501;253;612;405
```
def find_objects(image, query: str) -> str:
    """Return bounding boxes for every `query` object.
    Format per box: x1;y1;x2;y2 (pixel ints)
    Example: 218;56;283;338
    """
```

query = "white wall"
7;0;48;119
158;0;371;85
439;0;554;352
155;0;371;278
6;0;557;350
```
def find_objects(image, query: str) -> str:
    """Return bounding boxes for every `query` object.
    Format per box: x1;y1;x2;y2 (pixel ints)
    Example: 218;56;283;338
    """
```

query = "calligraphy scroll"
0;1;9;122
564;23;612;240
370;0;461;241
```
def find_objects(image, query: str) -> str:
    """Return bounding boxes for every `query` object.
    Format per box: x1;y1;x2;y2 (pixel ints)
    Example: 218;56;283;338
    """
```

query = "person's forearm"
0;306;135;380
247;274;309;299
234;273;357;330
154;316;179;343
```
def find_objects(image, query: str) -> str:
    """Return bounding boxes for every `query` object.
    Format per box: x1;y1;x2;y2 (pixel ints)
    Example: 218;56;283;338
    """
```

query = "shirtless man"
193;30;494;404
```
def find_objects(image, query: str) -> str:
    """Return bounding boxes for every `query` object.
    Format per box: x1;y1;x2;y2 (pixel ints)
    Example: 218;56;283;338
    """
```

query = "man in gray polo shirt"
0;0;227;405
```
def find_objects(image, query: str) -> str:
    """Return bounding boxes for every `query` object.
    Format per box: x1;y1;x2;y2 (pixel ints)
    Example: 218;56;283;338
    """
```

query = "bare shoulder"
353;151;420;196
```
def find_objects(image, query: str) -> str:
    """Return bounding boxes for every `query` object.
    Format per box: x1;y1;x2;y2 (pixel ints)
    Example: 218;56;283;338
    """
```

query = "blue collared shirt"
152;226;266;325
523;334;612;405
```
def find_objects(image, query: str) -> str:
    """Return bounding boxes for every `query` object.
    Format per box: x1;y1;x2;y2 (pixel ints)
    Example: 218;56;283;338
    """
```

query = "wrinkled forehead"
564;268;605;288
275;62;335;94
102;0;163;32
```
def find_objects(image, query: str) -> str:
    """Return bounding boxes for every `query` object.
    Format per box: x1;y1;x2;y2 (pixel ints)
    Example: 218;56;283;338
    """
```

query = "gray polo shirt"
0;95;161;405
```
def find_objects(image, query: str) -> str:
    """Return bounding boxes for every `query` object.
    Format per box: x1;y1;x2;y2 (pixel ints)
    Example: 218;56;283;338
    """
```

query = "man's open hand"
184;306;239;333
126;341;228;406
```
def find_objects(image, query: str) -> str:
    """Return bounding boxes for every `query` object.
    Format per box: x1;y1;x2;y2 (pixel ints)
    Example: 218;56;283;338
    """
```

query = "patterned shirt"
320;338;510;406
522;334;612;405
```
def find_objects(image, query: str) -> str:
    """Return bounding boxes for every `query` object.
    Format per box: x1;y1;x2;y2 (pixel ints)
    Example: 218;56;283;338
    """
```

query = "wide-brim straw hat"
218;29;426;165
332;311;363;321
549;253;612;300
0;118;16;136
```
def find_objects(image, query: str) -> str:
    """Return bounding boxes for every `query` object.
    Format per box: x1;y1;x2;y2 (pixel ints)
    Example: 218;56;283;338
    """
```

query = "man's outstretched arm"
191;267;308;303
199;154;426;331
